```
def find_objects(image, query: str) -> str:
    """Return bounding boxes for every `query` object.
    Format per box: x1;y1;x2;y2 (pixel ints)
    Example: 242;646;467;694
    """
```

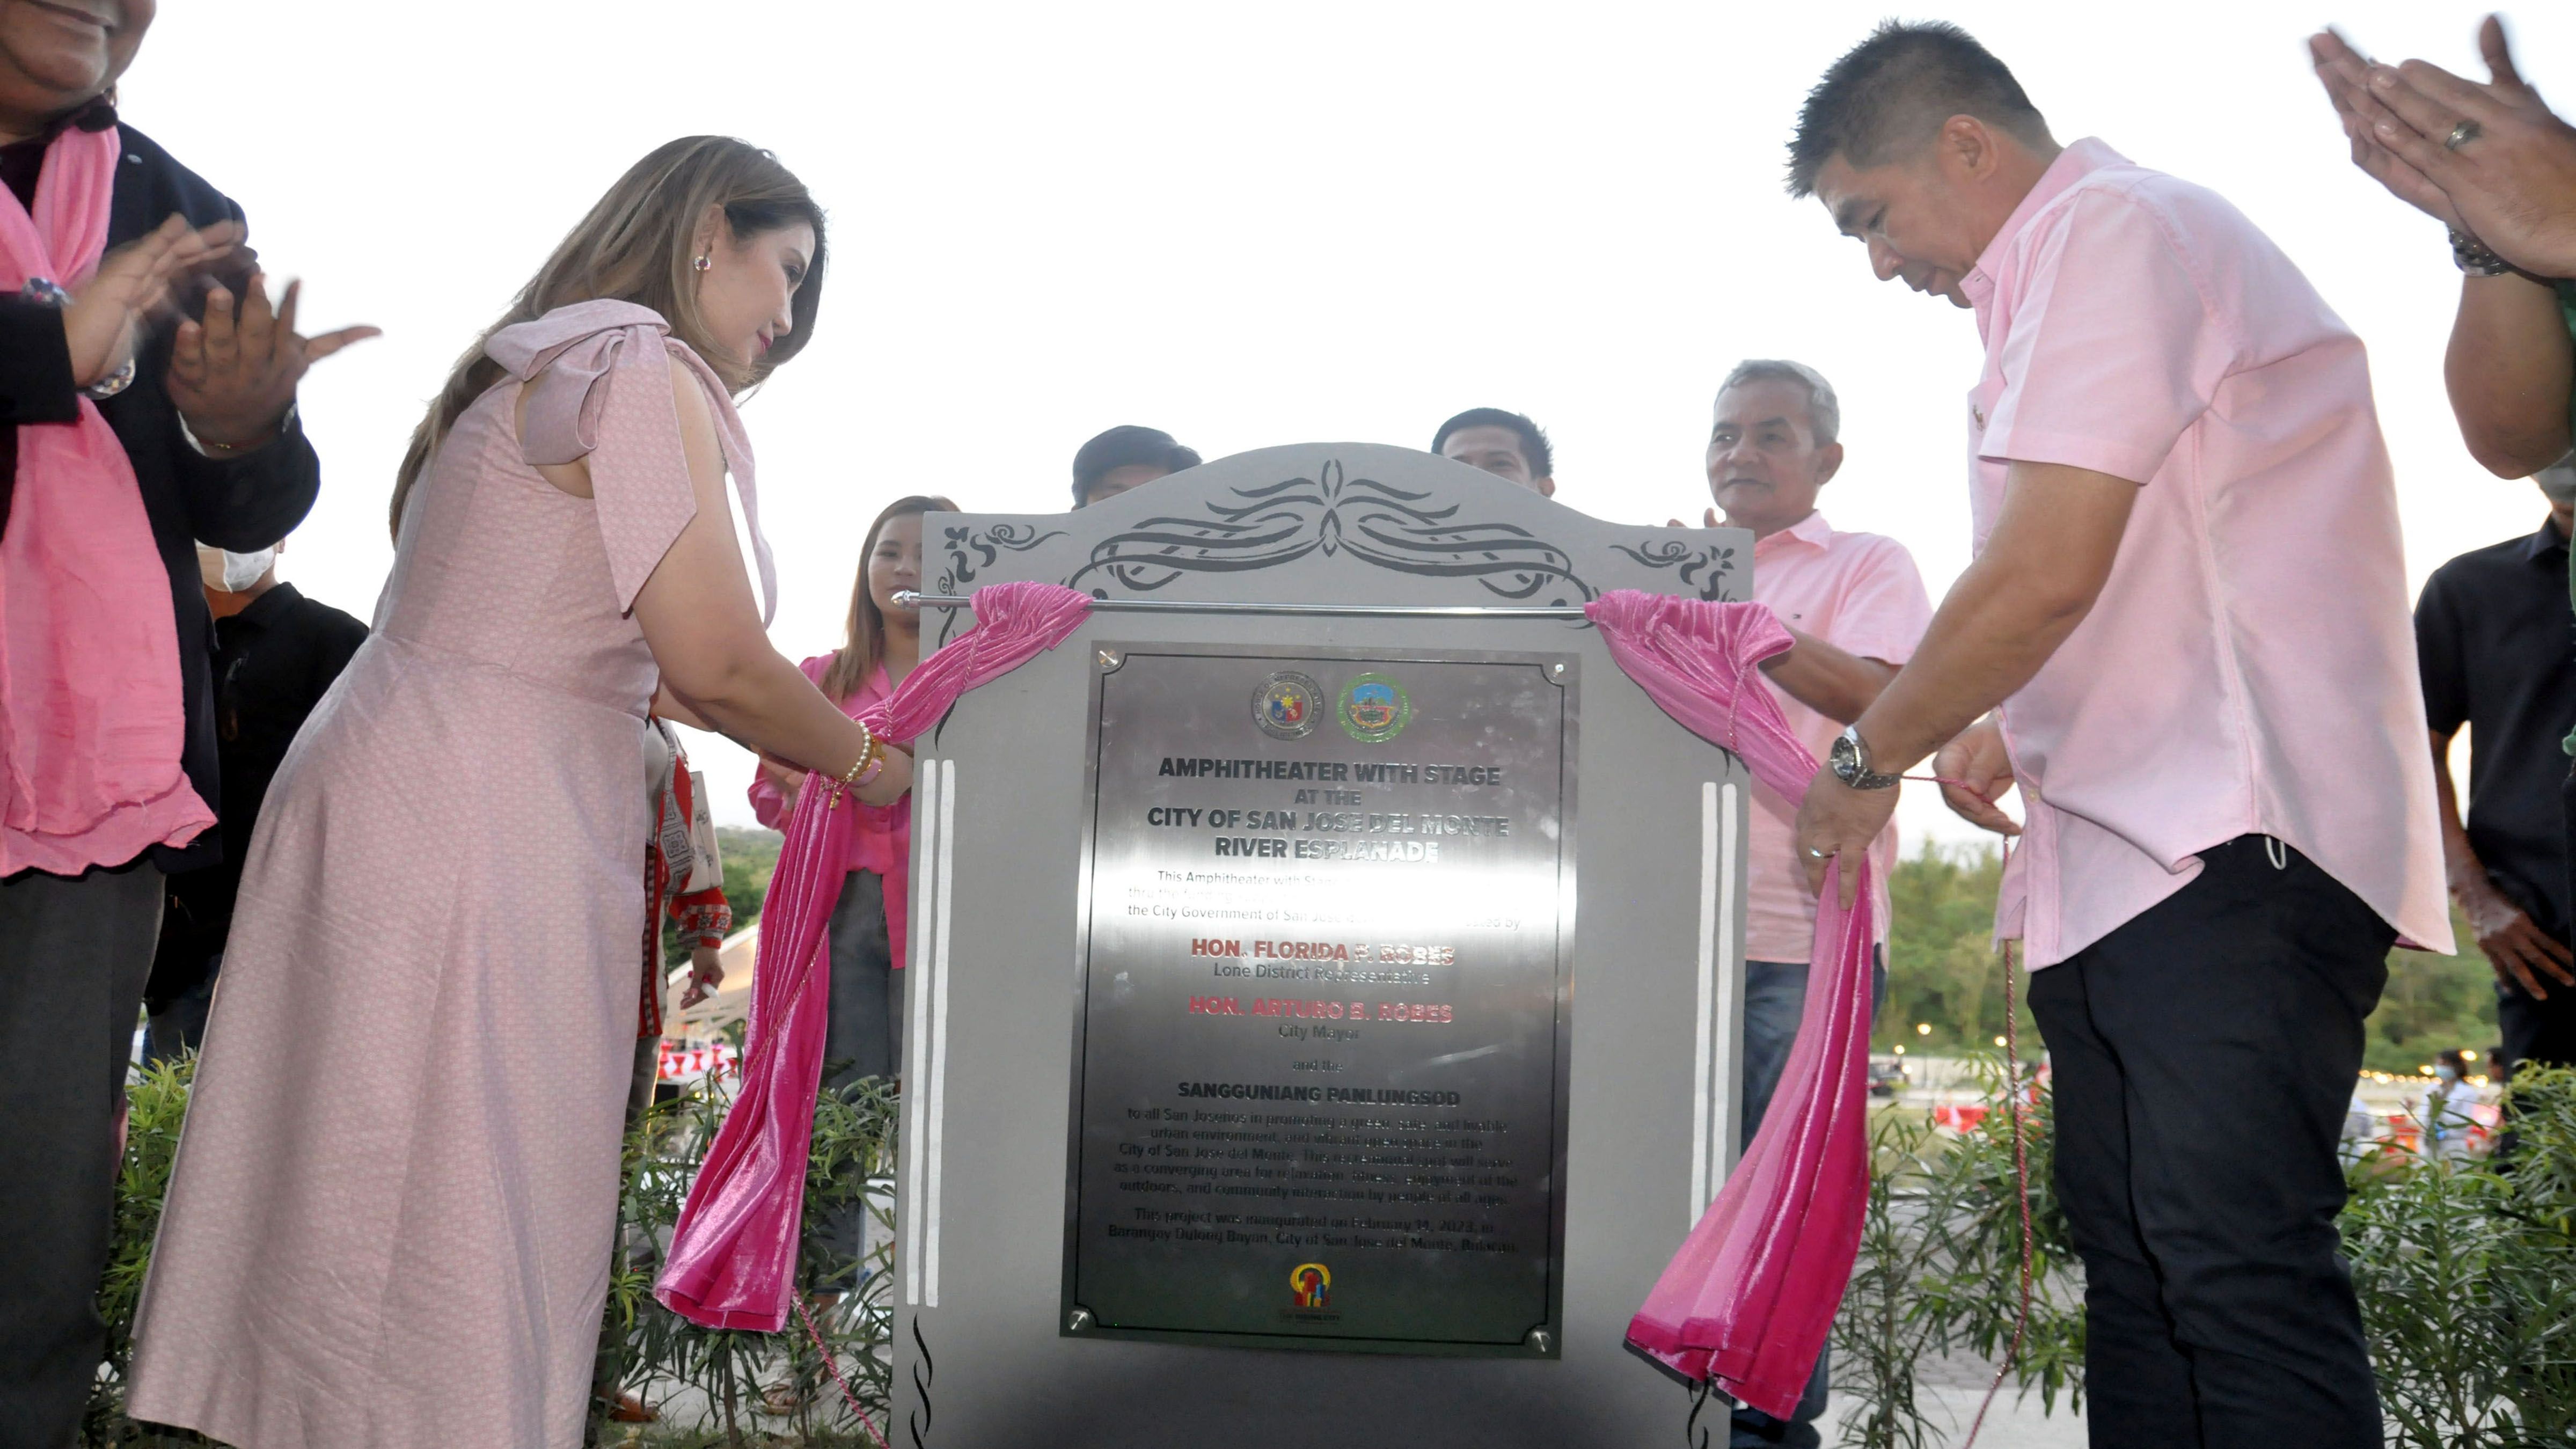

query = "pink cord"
793;1291;890;1449
1900;773;2035;1449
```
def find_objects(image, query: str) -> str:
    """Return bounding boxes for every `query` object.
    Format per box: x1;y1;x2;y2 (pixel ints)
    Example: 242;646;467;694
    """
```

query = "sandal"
757;1380;810;1416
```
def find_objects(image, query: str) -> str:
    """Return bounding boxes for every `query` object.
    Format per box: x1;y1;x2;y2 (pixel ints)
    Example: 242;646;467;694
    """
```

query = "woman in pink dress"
125;137;910;1449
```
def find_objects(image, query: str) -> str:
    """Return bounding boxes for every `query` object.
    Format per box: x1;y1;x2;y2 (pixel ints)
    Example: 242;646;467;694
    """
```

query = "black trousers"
0;860;163;1449
2028;836;2389;1449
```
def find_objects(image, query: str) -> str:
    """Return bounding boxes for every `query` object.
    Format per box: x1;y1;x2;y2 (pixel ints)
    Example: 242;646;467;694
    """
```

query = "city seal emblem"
1290;1262;1331;1309
1337;672;1410;743
1251;671;1323;741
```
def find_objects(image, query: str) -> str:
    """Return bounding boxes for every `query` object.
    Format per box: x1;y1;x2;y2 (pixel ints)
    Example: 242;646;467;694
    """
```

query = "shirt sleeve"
2413;568;2468;736
1979;188;2225;486
1824;538;1935;667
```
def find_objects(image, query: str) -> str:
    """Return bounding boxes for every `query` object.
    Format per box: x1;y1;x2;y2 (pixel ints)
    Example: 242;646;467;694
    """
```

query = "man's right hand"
2458;879;2575;998
62;215;240;389
1933;716;2020;837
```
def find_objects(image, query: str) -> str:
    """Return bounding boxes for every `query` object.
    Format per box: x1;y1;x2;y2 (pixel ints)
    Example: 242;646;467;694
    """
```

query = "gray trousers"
818;872;903;1287
825;870;904;1084
1733;949;1887;1447
0;860;164;1449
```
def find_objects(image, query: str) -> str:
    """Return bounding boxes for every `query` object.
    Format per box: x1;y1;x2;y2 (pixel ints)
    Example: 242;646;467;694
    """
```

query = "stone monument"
888;443;1754;1445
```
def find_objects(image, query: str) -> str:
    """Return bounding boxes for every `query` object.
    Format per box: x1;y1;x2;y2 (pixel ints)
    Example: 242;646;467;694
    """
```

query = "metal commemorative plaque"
1063;643;1575;1356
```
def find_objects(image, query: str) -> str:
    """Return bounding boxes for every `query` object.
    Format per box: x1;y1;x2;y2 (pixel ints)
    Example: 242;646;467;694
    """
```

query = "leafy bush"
1826;1062;2576;1448
2342;1065;2576;1448
83;1042;2576;1449
601;1066;898;1448
82;1052;895;1449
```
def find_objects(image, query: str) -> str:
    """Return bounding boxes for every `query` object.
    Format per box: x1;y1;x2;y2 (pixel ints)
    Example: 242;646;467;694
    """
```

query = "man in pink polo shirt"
1784;22;2448;1447
1700;358;1931;1446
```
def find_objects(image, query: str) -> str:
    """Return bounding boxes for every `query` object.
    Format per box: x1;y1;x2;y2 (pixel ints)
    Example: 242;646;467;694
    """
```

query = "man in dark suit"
0;4;374;1443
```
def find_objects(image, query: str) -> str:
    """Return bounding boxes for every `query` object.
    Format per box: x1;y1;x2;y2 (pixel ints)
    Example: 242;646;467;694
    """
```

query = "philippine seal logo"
1290;1262;1331;1309
1251;671;1323;741
1337;673;1410;743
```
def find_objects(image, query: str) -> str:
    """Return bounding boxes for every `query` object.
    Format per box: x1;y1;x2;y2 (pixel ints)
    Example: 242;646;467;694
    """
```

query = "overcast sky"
116;0;2567;846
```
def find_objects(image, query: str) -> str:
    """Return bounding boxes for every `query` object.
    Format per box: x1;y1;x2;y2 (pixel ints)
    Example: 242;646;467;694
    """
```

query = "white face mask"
196;544;276;594
2537;460;2576;508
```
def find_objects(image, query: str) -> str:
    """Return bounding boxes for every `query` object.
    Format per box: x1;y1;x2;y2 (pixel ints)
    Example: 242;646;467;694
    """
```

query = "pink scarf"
0;121;211;875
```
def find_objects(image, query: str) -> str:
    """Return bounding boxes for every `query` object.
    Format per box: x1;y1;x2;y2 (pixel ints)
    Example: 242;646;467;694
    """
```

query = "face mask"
196;544;276;594
2435;1066;2460;1084
2537;461;2576;507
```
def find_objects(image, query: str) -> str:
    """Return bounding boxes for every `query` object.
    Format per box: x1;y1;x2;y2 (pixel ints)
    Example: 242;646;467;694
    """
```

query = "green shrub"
1827;1062;2576;1448
82;1051;895;1449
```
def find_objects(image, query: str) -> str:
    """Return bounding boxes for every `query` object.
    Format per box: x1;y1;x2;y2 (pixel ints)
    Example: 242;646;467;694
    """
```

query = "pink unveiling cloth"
0;120;212;874
1957;137;2449;964
1590;590;1875;1419
657;581;1094;1331
750;655;911;968
1740;511;1930;963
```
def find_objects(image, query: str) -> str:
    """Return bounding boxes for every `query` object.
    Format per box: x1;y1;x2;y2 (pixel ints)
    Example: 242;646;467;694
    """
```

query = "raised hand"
2310;28;2462;229
167;272;380;451
2317;16;2576;276
61;214;239;389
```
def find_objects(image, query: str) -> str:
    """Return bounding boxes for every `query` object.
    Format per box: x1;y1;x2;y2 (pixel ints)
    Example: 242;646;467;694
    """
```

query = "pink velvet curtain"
657;582;1094;1330
1588;590;1877;1418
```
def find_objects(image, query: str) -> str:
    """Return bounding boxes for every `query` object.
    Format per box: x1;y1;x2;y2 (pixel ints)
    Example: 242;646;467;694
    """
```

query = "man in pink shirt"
1784;23;2448;1447
1700;358;1933;1447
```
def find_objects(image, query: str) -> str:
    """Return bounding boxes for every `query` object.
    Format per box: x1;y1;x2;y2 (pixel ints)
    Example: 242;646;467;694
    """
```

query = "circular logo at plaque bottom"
1252;671;1323;740
1290;1262;1331;1308
1337;672;1411;743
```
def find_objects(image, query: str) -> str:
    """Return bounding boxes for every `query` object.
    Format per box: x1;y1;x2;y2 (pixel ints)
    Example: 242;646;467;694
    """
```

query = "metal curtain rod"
894;591;1593;620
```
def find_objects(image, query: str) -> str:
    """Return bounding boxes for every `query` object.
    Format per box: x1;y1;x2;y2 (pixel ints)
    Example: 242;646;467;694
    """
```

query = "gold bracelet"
850;722;891;789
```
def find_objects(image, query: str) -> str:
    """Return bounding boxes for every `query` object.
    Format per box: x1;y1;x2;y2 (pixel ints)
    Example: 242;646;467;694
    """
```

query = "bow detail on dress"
486;299;776;622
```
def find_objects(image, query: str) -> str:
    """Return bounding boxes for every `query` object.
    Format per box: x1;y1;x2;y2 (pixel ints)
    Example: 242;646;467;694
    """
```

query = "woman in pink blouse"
751;493;952;1087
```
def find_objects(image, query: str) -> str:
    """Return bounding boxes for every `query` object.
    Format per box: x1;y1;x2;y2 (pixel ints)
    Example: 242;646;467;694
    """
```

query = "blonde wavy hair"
389;136;827;538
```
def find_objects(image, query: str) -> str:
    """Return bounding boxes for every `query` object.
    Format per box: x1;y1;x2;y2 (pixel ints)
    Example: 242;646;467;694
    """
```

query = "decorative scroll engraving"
935;522;1066;646
1059;460;1595;605
1610;537;1738;602
937;522;1066;596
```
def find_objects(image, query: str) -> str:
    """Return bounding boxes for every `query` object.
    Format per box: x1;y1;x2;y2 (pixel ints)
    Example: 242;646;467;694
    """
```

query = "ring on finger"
2445;119;2482;151
1803;846;1832;860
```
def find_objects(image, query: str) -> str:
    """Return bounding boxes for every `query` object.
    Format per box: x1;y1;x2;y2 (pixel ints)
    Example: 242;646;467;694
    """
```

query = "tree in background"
661;826;783;967
1882;842;2497;1075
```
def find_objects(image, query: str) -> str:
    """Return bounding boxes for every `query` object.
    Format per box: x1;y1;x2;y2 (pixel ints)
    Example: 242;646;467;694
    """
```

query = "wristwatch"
1828;724;1902;791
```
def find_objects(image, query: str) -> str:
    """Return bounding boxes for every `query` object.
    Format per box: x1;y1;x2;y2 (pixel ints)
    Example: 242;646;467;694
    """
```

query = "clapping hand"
61;214;239;389
2311;16;2576;276
167;269;380;451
